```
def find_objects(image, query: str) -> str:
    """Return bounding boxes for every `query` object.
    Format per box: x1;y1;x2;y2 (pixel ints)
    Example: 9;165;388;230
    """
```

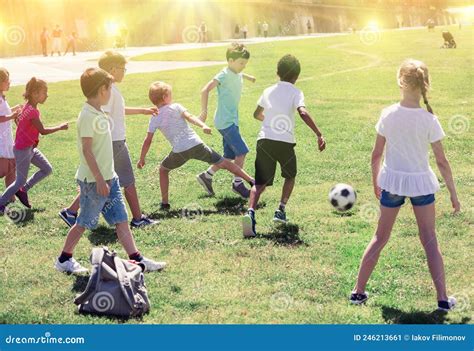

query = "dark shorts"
218;124;249;160
161;143;224;170
255;139;297;186
380;190;435;208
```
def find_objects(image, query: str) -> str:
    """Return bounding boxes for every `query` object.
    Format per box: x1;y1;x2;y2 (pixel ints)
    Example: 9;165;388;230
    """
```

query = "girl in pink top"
0;78;68;214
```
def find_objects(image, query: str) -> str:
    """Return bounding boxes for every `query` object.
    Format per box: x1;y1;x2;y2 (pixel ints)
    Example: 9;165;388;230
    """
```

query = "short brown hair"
80;68;113;98
98;50;127;72
226;42;250;61
0;68;9;84
23;77;47;101
149;81;172;105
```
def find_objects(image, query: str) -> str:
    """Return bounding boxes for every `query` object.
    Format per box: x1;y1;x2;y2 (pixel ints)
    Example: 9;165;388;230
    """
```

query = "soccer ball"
329;183;357;211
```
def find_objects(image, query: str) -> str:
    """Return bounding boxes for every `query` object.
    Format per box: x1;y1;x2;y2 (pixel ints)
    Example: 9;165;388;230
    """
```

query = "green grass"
1;27;473;324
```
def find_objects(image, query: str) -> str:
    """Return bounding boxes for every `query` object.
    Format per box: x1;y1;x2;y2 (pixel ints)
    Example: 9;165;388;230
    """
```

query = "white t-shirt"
0;96;14;159
148;103;203;153
102;83;126;141
256;81;305;144
376;103;446;197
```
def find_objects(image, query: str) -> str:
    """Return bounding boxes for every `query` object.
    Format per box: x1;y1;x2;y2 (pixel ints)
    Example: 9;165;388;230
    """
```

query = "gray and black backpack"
74;247;150;318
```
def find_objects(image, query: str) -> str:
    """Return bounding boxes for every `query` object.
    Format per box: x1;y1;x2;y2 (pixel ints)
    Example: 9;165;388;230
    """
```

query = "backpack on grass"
74;247;150;318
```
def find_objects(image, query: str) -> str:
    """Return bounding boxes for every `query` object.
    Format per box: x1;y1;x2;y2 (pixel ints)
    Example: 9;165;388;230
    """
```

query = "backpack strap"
113;256;139;311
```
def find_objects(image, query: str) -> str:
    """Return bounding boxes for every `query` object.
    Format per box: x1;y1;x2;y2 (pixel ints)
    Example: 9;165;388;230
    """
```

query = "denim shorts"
76;177;128;230
218;124;249;160
380;190;435;208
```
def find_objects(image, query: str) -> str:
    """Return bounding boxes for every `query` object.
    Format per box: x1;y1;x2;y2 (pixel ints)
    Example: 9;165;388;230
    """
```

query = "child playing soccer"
197;43;256;199
242;55;326;237
0;77;68;214
0;68;22;204
350;59;460;311
59;51;157;229
55;68;165;274
138;81;254;208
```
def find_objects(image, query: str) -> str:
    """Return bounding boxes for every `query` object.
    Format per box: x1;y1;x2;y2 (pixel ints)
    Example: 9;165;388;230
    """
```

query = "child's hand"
373;185;381;200
11;104;23;113
60;123;69;131
97;179;110;197
249;76;256;83
451;195;461;214
317;135;326;151
202;125;212;135
137;159;146;169
11;111;20;121
144;107;158;115
199;110;208;122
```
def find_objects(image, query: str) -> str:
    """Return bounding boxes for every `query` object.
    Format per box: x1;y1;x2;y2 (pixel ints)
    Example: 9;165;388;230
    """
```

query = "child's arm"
432;141;461;214
31;119;68;135
137;132;155;169
0;110;19;123
297;106;326;151
200;79;219;122
371;134;385;199
182;111;212;135
82;137;109;197
125;107;158;115
253;106;265;121
242;73;256;83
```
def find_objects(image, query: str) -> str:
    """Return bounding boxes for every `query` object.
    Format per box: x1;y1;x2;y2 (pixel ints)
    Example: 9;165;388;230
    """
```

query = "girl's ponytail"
416;67;434;114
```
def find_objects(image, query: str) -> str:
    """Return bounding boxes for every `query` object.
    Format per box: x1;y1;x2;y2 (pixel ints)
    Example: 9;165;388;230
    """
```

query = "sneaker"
0;204;5;216
130;215;159;228
242;210;257;238
15;188;31;208
232;181;250;199
196;172;215;196
54;257;88;274
160;203;171;211
140;257;166;272
59;209;77;228
350;291;369;305
273;209;287;224
437;296;457;311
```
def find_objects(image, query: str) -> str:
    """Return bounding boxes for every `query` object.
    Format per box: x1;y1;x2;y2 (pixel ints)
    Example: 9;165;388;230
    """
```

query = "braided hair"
397;59;433;114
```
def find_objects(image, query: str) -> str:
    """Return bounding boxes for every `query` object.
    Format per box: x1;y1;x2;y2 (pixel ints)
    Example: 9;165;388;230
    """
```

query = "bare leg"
159;166;170;204
354;205;400;293
281;178;295;205
67;194;81;213
62;224;86;253
413;203;448;301
216;159;253;183
115;222;139;256
124;184;142;221
209;154;246;175
249;184;266;210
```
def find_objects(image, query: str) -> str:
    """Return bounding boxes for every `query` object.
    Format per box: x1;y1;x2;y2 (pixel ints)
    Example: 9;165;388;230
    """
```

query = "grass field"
1;27;473;324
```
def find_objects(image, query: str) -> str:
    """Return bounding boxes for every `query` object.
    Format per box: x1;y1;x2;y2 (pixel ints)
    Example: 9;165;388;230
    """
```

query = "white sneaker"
140;257;166;272
437;296;457;311
54;257;88;274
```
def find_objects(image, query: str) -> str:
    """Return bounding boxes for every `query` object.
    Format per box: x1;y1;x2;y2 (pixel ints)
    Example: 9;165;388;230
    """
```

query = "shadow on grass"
381;306;471;324
87;225;117;246
333;210;355;217
257;223;307;247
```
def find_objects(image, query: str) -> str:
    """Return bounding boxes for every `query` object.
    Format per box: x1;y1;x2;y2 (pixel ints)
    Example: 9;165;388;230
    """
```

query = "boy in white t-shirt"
242;55;326;238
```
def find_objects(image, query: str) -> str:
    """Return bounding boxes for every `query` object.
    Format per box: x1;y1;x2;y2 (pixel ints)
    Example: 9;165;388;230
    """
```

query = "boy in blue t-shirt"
197;43;256;199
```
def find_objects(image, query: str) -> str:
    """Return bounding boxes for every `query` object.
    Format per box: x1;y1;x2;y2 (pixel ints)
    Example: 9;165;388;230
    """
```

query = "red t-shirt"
15;104;40;150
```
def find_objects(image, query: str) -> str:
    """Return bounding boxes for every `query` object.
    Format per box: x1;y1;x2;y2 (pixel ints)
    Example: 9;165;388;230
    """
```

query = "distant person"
40;27;49;57
427;19;435;32
51;25;62;56
234;24;240;39
199;21;208;43
257;21;262;37
441;30;457;48
262;21;269;38
64;32;78;56
242;24;248;39
307;19;312;34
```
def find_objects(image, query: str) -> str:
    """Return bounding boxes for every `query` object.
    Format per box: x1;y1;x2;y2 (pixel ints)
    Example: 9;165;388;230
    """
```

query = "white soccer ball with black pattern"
329;183;357;211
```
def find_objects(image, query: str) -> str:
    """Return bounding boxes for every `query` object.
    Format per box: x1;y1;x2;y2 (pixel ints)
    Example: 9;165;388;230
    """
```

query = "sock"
58;251;72;263
248;208;255;217
233;177;243;184
278;202;286;211
205;167;215;179
129;251;144;262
